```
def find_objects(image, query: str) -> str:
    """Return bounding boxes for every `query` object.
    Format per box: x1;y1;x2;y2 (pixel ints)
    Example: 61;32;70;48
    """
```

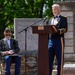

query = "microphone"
43;16;48;22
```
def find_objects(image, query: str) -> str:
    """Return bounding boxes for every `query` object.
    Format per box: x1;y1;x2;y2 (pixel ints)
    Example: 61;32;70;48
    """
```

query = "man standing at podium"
48;4;68;75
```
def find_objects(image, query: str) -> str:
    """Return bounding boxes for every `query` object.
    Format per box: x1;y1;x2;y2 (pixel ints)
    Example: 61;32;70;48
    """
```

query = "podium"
32;25;56;75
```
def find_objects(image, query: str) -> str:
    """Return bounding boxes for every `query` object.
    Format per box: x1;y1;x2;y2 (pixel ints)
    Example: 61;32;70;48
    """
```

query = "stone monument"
14;18;44;55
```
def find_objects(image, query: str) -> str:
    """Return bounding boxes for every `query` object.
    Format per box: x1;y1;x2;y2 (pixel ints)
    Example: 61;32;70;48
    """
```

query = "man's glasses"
5;34;11;36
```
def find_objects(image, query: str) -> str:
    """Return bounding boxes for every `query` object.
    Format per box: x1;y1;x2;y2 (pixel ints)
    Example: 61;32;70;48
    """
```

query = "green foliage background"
0;0;53;39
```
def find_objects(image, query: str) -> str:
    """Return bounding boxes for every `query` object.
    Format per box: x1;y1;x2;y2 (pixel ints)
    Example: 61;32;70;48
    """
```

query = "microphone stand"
18;18;44;74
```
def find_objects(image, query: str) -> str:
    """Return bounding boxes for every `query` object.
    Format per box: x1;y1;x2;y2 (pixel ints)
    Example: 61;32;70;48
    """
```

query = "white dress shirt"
4;38;11;49
49;15;60;38
7;39;11;48
51;15;60;25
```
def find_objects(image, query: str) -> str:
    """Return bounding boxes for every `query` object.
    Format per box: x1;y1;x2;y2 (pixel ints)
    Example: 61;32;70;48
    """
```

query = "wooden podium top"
32;25;56;34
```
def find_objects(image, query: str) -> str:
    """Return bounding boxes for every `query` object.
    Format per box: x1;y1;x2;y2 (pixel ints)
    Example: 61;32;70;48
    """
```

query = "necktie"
54;16;58;19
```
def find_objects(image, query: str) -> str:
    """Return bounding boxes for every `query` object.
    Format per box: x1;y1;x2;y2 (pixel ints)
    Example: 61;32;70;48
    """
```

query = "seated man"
0;27;21;75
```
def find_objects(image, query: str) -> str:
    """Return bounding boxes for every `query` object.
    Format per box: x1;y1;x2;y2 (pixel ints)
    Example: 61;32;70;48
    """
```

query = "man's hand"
3;50;14;55
58;28;67;34
8;50;14;54
3;51;9;55
52;26;58;33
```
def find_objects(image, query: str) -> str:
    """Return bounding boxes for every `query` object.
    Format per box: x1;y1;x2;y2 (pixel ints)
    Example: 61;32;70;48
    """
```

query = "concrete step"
63;64;75;75
52;64;75;75
52;70;75;75
52;70;57;75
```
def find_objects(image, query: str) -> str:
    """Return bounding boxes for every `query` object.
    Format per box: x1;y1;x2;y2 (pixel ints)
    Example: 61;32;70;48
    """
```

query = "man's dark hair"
4;27;11;33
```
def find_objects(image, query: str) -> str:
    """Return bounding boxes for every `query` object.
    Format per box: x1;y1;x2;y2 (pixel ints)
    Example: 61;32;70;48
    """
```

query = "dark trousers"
4;56;21;75
48;38;64;75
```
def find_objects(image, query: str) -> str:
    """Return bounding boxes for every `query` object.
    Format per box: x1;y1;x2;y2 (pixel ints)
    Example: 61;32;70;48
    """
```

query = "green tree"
0;0;53;39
